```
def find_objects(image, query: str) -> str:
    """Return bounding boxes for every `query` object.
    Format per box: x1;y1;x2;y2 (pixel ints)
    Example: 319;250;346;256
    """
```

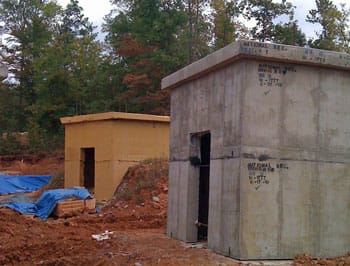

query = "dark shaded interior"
197;133;211;241
83;148;95;192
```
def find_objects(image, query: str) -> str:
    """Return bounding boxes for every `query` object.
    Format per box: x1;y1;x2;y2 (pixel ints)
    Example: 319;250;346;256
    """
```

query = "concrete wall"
167;63;244;258
239;60;350;259
163;41;350;259
62;113;169;201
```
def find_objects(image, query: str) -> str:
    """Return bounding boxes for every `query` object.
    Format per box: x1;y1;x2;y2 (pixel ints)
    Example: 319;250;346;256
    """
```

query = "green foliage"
184;0;212;62
307;0;350;52
0;0;108;152
105;0;188;114
0;134;23;155
0;84;25;133
0;0;348;156
212;0;237;49
0;0;62;106
273;21;306;46
242;0;295;42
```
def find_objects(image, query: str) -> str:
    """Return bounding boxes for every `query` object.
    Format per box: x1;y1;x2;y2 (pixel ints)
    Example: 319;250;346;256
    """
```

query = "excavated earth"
0;153;349;266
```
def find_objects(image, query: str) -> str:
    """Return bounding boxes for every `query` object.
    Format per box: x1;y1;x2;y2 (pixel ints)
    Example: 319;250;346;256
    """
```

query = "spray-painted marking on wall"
242;41;269;48
258;64;296;87
240;41;350;67
258;73;283;87
247;162;289;190
241;41;269;55
276;163;288;169
247;162;275;172
258;64;296;74
273;44;288;51
302;48;326;63
249;172;269;190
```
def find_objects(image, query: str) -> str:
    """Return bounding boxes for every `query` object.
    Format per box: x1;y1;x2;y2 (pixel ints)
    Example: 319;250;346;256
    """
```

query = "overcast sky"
56;0;350;41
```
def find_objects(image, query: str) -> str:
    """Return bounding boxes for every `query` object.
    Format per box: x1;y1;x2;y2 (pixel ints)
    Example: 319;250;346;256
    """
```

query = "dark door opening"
197;132;211;241
82;148;95;193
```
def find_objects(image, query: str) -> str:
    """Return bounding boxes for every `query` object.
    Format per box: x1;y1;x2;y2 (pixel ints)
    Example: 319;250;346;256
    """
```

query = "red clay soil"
293;253;350;266
0;157;239;266
0;152;64;175
0;154;349;266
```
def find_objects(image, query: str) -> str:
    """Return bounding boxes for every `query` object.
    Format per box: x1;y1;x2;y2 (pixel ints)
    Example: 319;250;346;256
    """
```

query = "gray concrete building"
161;41;350;260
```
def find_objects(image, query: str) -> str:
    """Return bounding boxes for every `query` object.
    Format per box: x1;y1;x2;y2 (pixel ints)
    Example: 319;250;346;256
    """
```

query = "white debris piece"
91;230;114;241
152;196;160;202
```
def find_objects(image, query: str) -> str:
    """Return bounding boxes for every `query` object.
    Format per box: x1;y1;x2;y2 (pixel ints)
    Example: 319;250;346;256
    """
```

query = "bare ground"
0;154;349;266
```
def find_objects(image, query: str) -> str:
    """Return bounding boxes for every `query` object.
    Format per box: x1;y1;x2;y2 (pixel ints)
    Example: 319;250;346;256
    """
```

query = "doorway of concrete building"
197;132;211;241
81;148;95;193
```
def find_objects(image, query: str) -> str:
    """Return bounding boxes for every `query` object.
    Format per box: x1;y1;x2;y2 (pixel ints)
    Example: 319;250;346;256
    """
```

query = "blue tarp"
7;188;93;220
0;195;34;207
0;175;51;195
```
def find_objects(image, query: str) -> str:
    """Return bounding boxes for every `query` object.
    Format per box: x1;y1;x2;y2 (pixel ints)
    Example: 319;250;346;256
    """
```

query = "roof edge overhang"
60;112;170;125
161;40;350;91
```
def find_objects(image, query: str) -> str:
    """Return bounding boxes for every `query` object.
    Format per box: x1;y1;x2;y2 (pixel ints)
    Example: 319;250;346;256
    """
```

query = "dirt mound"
93;159;169;230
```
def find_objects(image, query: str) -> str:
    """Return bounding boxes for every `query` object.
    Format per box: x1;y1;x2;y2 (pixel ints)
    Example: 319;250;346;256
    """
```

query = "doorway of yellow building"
81;147;95;194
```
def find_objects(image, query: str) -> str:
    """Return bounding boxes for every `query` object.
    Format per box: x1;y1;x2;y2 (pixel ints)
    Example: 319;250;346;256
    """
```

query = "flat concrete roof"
60;112;170;125
161;41;350;90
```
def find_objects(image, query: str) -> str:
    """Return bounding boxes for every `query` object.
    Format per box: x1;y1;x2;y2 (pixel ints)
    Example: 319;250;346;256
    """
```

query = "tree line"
0;0;349;153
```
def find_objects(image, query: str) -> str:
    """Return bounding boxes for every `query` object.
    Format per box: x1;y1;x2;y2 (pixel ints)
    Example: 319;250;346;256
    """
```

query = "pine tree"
212;0;236;49
273;21;306;46
105;0;187;114
242;0;295;42
307;0;350;52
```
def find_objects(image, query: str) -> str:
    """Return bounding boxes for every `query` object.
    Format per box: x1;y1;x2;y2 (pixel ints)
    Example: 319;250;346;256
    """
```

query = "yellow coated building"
60;112;170;201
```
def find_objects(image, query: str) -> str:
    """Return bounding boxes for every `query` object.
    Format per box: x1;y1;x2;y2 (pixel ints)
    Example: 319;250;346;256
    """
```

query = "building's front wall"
167;55;350;259
64;120;115;200
167;62;245;258
64;119;169;201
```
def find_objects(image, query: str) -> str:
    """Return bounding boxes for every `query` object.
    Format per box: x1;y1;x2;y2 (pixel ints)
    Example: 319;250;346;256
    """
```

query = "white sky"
57;0;112;26
56;0;349;41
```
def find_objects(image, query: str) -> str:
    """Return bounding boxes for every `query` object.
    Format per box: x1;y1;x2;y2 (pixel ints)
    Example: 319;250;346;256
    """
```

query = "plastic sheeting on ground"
0;175;51;195
0;195;34;208
7;188;93;220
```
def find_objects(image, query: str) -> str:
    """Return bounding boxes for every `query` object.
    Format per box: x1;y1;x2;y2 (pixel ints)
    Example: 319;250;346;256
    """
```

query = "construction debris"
6;187;94;220
53;198;96;218
91;230;114;241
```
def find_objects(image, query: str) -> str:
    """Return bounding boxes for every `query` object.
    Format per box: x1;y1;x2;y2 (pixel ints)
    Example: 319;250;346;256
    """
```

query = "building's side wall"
239;60;350;259
111;120;169;194
65;119;169;201
167;62;244;257
112;120;169;161
64;120;114;200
